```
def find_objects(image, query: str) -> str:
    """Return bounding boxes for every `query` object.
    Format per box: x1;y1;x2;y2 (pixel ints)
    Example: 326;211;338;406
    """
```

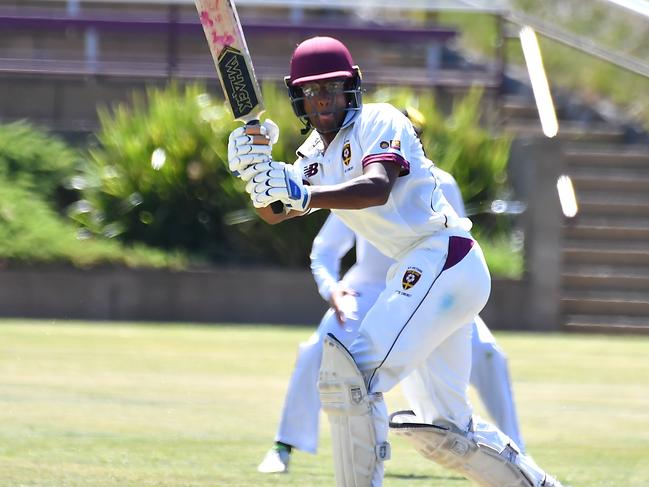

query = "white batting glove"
246;161;312;211
238;160;282;184
227;119;280;176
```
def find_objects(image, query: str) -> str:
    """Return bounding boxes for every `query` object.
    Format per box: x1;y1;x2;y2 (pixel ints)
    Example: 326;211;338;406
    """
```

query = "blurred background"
0;0;648;333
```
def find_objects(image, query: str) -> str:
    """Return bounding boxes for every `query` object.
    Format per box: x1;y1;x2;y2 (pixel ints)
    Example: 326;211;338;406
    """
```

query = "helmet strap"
300;119;312;135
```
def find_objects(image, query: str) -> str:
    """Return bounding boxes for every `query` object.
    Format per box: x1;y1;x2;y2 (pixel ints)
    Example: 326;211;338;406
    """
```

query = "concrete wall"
509;137;565;331
0;265;525;329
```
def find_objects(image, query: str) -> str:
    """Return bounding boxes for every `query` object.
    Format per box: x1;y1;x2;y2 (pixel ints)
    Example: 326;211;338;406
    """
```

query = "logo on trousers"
402;268;422;290
349;386;364;405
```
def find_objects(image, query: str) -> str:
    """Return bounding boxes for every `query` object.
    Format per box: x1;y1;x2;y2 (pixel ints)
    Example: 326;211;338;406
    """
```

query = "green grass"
1;320;648;486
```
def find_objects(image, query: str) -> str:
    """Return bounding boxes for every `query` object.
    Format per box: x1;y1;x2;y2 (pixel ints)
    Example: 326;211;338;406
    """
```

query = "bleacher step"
562;273;649;291
563;248;649;265
574;200;649;217
564;147;649;167
563;314;649;333
570;174;649;193
563;225;649;241
561;295;649;316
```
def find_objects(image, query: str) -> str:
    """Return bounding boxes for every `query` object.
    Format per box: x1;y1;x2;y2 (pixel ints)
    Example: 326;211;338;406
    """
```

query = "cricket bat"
195;0;283;214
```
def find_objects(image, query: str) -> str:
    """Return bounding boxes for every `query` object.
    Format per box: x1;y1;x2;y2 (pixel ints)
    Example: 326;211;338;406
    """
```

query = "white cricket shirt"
295;103;472;259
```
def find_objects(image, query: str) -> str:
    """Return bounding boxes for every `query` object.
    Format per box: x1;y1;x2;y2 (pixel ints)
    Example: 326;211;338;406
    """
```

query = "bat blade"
195;0;283;214
195;0;264;123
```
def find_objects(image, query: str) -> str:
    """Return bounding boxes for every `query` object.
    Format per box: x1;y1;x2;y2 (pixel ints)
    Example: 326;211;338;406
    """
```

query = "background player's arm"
311;215;359;323
435;170;467;217
311;215;355;299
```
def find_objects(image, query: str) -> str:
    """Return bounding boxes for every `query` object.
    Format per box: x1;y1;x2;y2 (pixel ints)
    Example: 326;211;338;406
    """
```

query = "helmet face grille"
285;37;363;134
285;68;363;134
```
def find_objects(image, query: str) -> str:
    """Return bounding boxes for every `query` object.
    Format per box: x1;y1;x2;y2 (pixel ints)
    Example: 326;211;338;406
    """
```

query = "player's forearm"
254;205;303;225
308;175;392;210
311;262;338;301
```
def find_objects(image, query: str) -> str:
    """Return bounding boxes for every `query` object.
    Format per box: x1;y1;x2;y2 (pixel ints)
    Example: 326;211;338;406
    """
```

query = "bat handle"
244;120;284;215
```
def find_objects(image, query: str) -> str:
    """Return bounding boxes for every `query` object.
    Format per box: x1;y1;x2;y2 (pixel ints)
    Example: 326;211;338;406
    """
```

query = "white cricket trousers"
275;240;525;455
349;232;491;486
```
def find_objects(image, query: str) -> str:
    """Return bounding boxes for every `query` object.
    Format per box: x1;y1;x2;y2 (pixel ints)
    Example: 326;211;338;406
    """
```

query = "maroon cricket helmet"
284;36;363;134
287;36;356;86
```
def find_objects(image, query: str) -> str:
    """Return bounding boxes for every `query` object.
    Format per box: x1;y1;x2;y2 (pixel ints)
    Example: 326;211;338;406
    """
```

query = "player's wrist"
291;185;311;211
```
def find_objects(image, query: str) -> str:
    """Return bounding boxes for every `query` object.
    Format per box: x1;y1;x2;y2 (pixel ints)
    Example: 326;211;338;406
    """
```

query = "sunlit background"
0;2;648;485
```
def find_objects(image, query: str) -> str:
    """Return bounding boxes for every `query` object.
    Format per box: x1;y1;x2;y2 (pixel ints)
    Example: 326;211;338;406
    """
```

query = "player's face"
299;79;348;135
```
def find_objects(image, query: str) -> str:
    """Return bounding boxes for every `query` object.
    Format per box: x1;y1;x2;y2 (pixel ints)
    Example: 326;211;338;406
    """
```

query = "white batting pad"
390;410;559;487
319;334;390;487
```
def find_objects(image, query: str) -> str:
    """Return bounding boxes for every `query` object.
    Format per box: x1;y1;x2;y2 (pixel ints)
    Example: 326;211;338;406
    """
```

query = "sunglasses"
300;80;346;98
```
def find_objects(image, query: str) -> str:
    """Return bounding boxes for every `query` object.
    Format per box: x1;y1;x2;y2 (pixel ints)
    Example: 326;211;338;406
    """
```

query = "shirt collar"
296;131;324;159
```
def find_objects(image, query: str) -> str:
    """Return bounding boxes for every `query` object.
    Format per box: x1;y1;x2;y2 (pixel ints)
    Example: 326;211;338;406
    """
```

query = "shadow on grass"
385;472;466;482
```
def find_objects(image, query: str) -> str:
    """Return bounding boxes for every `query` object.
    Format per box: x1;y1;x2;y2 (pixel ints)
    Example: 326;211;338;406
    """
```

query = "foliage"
471;227;524;279
0;121;79;208
74;83;326;266
74;82;516;273
0;176;185;268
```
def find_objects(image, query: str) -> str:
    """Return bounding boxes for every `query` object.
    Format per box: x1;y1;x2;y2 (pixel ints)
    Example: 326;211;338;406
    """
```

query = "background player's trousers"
470;316;525;451
275;282;383;453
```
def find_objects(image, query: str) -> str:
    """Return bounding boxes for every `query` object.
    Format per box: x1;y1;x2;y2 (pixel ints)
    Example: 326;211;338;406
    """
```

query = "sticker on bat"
217;46;259;120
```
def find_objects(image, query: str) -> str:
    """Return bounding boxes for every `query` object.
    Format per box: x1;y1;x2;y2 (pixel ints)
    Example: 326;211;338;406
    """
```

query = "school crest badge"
349;386;363;405
342;141;352;166
402;268;422;290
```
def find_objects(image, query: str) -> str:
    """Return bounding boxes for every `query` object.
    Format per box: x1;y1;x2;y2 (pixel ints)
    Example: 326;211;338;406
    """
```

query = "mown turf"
0;320;647;486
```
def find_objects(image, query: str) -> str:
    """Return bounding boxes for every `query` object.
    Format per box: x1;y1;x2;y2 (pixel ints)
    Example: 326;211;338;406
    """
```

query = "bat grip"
245;120;284;215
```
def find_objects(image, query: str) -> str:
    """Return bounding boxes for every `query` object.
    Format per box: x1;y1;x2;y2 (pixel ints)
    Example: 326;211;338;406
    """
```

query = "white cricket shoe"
257;447;290;473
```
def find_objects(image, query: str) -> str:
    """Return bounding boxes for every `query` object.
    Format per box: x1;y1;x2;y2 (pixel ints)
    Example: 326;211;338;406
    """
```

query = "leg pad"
319;334;390;487
389;410;535;487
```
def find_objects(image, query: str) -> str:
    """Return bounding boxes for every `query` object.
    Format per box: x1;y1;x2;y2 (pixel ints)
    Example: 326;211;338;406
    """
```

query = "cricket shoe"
257;446;290;473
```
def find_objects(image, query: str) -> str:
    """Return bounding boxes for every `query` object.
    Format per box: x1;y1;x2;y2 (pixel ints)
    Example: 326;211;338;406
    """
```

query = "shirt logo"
342;141;352;166
402;267;422;290
303;162;319;178
379;140;401;151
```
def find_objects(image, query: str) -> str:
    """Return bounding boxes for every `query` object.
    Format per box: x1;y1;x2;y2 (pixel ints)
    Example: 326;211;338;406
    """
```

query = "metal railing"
508;13;649;79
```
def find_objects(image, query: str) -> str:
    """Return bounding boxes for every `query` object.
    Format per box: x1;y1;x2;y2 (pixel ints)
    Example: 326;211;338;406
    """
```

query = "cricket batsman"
258;166;526;473
228;36;563;487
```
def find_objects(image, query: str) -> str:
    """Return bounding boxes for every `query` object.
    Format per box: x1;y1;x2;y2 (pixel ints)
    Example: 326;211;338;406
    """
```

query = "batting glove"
227;119;280;176
246;161;312;211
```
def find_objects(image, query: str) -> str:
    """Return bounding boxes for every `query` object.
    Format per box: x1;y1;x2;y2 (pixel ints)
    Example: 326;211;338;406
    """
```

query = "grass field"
1;320;648;487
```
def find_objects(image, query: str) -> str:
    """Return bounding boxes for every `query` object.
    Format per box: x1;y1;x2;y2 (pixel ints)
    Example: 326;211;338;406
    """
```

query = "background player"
229;36;561;486
258;167;525;474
